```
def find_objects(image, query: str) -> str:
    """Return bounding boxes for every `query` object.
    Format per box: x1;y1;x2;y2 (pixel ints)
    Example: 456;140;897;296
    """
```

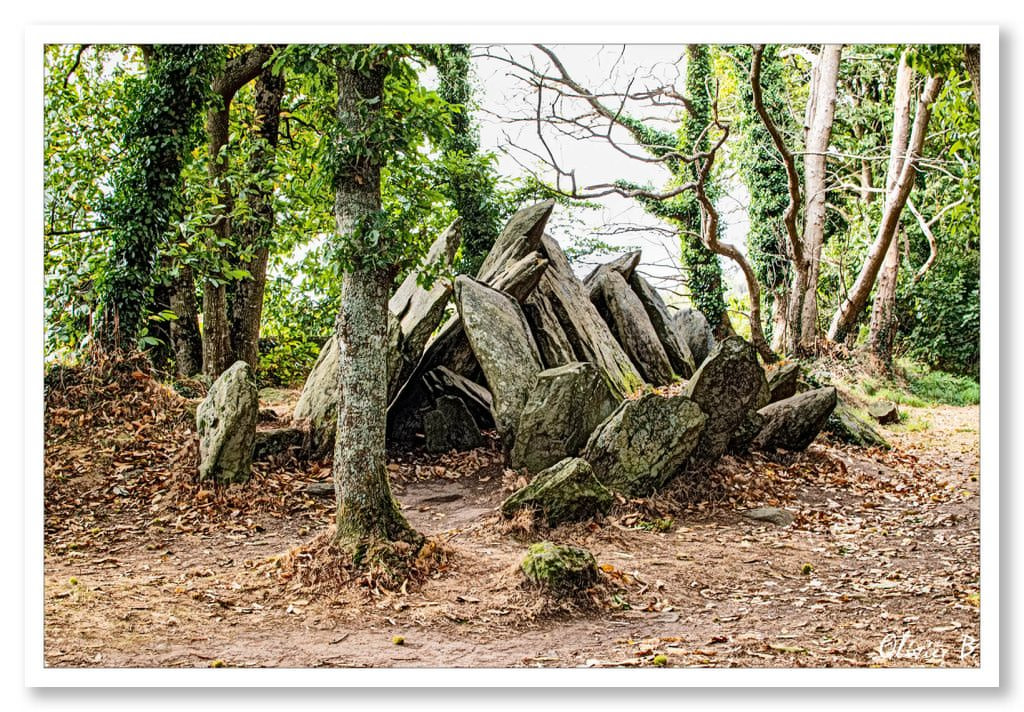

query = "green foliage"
95;44;224;350
904;363;980;406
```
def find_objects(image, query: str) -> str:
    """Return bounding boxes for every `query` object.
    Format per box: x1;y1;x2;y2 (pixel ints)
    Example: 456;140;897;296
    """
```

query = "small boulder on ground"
502;458;613;526
752;386;838;452
868;400;900;425
826;401;891;449
197;361;258;484
520;541;599;593
511;361;619;474
742;507;795;527
423;395;485;453
685;336;770;463
582;392;706;497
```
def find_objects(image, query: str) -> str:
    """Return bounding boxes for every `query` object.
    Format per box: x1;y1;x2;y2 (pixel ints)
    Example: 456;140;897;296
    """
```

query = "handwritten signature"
877;631;978;664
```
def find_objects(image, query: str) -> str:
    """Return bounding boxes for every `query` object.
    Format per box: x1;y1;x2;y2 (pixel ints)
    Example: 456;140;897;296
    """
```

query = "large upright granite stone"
197;361;258;483
583;250;642;301
455;276;542;449
476;200;554;283
510;361;619;473
291;336;340;456
685;336;770;463
592;270;675;386
752;387;838;452
536;234;644;399
522;291;577;369
673;307;717;367
628;272;697;378
582;393;706;497
501;457;613;526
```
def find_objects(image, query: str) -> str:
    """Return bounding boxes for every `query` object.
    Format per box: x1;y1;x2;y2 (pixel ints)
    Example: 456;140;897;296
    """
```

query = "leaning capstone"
521;541;599;593
582;393;706;497
825;401;891;449
455;276;543;450
593;270;675;386
511;362;619;473
752;386;838;452
583;249;642;300
423;395;485;453
686;336;770;463
628;272;697;378
672;307;717;367
197;361;258;484
502;458;613;526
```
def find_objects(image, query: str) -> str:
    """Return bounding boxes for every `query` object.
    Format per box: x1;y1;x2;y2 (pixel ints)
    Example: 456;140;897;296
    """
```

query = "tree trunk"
168;265;204;377
964;45;980;105
797;44;842;355
200;46;274;378
827;54;944;344
331;57;421;560
868;231;900;373
229;65;285;369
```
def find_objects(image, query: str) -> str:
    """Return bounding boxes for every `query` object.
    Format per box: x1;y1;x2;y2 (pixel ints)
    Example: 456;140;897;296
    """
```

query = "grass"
854;359;979;409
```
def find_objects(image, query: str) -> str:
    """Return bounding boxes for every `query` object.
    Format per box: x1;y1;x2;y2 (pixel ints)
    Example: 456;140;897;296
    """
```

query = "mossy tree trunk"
330;57;422;561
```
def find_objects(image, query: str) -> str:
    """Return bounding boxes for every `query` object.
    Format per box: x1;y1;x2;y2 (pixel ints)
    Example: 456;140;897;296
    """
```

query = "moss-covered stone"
826;401;891;449
501;457;613;526
520;541;598;592
752;387;838;452
197;361;258;483
583;392;706;497
510;362;619;473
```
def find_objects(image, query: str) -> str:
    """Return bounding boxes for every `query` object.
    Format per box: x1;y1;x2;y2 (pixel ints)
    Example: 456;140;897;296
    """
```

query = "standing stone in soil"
291;336;340;456
520;541;599;593
766;361;801;404
476;199;554;282
501;457;613;526
537;234;644;399
592;270;676;386
582;393;706;497
510;362;619;473
197;361;258;483
628;271;697;378
455;276;542;450
752;386;838;452
522;291;577;368
672;307;717;367
423;395;485;453
685;336;770;463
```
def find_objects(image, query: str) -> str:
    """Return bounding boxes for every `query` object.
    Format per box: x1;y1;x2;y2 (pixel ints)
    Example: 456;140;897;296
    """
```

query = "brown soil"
42;363;980;669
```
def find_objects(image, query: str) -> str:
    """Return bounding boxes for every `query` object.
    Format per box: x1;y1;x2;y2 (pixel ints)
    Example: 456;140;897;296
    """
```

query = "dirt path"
43;392;980;669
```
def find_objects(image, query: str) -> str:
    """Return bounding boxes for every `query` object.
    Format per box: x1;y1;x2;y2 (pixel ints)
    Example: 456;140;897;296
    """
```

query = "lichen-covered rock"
728;410;766;455
455;276;542;449
868;400;900;425
582;393;706;497
502;458;613;526
767;362;801;404
523;291;577;368
537;234;644;398
826;401;891;449
583;249;642;301
197;361;258;483
476;200;554;282
628;272;697;378
742;507;795;526
685;336;770;462
672;307;716;367
752;386;838;452
592;270;675;386
520;541;599;592
510;362;619;473
423;395;485;453
291;336;339;456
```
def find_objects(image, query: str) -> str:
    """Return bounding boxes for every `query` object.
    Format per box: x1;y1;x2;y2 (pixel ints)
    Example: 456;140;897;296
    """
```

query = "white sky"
470;44;749;306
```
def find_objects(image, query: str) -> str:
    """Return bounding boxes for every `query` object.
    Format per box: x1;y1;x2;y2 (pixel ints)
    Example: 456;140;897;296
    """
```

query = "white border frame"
24;24;1000;689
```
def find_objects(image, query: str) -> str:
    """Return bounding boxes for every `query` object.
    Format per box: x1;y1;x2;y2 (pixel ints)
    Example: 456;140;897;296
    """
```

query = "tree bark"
964;45;980;105
229;64;285;369
331;56;421;560
168;265;204;376
797;44;842;355
201;46;274;378
828;53;944;344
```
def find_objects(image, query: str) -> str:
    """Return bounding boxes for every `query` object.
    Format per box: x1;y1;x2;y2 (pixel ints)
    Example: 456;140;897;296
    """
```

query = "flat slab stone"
629;272;697;378
742;507;795;526
672;307;716;367
592;270;675;386
752;386;838;452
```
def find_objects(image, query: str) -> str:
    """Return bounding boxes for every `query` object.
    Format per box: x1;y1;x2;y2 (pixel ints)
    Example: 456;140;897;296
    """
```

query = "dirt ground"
42;367;981;669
